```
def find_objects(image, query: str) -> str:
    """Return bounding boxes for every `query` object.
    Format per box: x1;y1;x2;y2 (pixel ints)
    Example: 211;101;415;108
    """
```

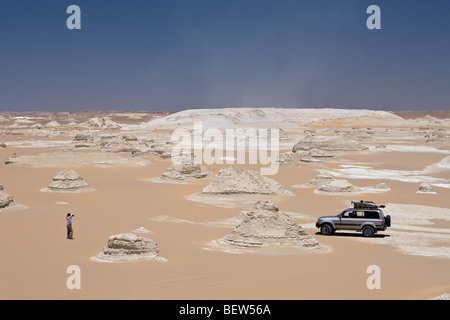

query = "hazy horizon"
1;106;449;115
1;0;449;112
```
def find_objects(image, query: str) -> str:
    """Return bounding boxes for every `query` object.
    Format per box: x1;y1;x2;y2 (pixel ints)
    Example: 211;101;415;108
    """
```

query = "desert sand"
1;108;450;300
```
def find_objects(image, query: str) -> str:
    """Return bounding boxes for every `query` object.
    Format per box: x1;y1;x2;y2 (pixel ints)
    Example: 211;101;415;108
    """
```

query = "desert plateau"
1;108;449;300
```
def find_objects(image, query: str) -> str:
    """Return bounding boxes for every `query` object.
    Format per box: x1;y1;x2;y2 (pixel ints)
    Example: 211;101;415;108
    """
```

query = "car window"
365;211;380;219
343;211;364;218
342;211;353;218
355;211;365;218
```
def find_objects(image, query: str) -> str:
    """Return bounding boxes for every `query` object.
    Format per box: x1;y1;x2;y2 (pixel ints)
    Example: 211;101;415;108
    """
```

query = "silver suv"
315;200;391;237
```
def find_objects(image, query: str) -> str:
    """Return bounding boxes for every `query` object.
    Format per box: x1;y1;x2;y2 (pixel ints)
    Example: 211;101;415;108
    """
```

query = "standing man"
66;213;74;239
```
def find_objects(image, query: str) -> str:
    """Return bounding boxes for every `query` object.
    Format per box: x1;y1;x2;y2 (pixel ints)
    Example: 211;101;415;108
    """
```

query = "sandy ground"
1;112;450;300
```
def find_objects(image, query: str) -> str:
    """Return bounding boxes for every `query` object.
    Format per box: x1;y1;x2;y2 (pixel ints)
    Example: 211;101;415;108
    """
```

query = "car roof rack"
351;200;385;209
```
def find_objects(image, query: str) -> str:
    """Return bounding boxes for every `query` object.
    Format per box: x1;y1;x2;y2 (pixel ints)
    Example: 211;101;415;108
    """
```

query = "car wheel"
362;226;375;237
320;224;333;236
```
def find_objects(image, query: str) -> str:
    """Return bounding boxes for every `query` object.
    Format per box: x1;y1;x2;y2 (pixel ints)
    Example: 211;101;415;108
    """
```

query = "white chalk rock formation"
158;160;212;184
65;122;79;127
316;179;357;193
99;135;134;153
425;130;449;145
85;117;121;130
432;292;450;300
131;144;171;159
73;133;96;148
91;233;165;262
308;149;334;158
276;152;298;167
299;153;322;163
298;171;335;188
436;156;450;169
0;184;25;211
132;227;152;234
417;183;436;194
30;123;44;129
0;184;14;209
201;165;291;195
44;121;61;128
135;108;401;130
426;155;450;172
44;169;92;192
221;200;323;249
292;137;368;153
373;183;390;190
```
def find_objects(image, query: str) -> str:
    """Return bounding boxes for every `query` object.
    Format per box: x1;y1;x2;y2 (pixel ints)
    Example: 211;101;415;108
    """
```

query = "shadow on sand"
315;232;391;239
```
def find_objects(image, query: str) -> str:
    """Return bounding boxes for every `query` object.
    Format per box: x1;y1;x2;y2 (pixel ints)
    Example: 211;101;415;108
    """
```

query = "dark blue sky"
0;0;449;112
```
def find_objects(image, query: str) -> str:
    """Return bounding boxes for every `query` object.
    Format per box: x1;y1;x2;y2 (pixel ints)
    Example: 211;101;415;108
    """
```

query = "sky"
0;0;449;112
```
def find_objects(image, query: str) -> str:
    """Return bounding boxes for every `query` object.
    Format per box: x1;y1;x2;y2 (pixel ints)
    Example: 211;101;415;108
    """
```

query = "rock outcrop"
44;169;92;192
99;134;135;153
0;184;14;209
71;133;170;158
296;173;389;194
298;171;335;188
417;183;436;194
44;121;61;128
201;165;291;195
73;133;96;148
299;153;323;163
158;160;212;184
130;144;171;159
221;201;323;249
91;233;165;262
276;152;298;167
373;183;390;190
432;292;450;300
84;117;121;130
292;136;368;153
316;179;357;193
425;129;449;145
